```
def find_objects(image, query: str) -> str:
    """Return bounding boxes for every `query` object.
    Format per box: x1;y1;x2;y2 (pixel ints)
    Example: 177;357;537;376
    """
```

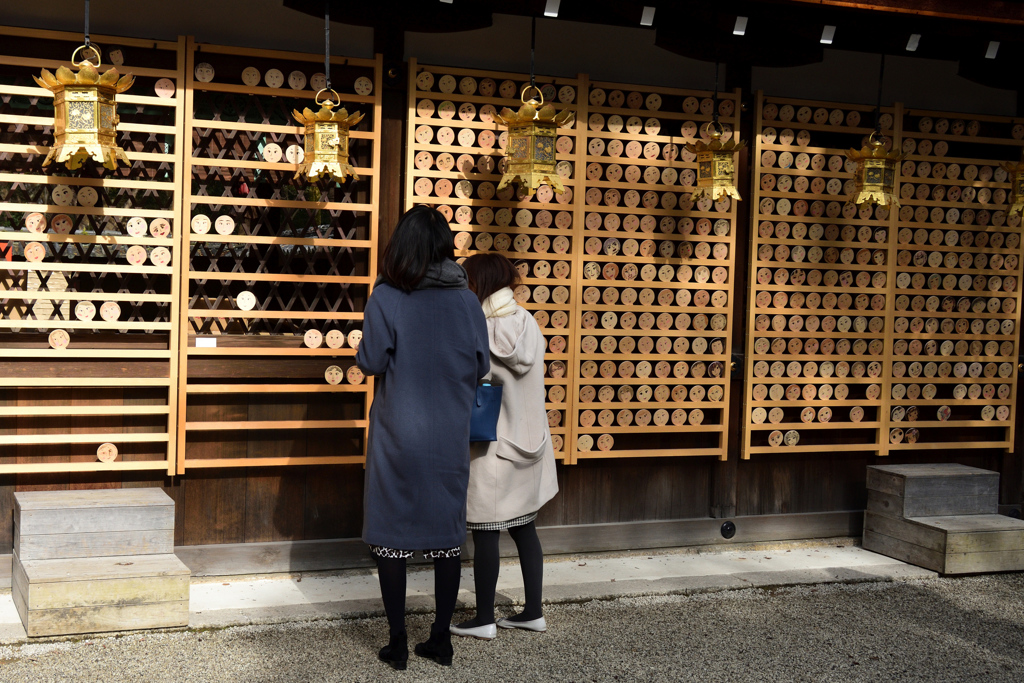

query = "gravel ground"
0;574;1022;682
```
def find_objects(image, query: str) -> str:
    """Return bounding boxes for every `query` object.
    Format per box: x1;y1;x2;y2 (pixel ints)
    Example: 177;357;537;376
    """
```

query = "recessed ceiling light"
986;41;1000;59
906;34;921;52
544;0;560;18
820;25;836;45
640;6;656;26
733;17;748;36
439;0;453;4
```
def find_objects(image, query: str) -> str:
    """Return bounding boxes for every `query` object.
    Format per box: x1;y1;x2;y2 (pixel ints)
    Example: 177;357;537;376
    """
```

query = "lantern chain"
324;0;331;90
530;15;536;89
874;53;886;135
84;0;90;47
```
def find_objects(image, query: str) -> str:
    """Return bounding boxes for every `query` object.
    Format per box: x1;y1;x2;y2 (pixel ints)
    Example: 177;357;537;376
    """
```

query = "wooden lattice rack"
177;42;381;470
0;27;186;475
745;92;1024;457
405;60;741;462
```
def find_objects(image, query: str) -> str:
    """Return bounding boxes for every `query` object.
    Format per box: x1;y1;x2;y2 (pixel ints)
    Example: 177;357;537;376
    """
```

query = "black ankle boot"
379;631;408;670
414;624;454;666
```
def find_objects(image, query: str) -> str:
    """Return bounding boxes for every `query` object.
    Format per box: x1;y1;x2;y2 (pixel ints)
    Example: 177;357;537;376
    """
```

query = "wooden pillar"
711;60;754;519
373;24;406;263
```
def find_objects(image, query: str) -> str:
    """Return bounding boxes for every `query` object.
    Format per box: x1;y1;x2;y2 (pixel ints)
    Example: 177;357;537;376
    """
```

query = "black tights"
459;521;544;627
376;555;462;637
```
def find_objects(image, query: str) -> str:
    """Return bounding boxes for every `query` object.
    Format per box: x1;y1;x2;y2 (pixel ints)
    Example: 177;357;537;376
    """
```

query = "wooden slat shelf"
0;28;184;475
744;91;1023;457
407;61;740;463
176;40;382;471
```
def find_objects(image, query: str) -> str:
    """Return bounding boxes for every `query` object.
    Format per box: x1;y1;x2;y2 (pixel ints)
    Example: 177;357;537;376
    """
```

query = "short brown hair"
462;253;519;304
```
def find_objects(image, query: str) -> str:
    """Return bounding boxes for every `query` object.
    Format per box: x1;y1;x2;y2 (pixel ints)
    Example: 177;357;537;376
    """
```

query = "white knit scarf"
482;287;518;318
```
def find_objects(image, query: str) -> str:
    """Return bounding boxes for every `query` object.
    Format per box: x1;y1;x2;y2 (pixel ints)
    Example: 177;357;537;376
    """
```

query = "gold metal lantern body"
292;94;364;183
846;135;904;207
496;87;575;196
685;124;746;202
1000;160;1024;216
33;54;134;171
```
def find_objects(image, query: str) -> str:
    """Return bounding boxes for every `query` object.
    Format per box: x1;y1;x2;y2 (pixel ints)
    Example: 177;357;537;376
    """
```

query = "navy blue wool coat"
356;261;490;550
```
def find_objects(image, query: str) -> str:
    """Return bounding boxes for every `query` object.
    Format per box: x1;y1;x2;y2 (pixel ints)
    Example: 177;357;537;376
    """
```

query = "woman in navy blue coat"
356;205;490;670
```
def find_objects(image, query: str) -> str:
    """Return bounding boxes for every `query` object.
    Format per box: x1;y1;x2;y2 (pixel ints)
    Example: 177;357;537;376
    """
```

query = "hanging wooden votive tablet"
845;133;903;207
685;121;746;202
33;44;134;170
496;85;576;196
292;88;364;183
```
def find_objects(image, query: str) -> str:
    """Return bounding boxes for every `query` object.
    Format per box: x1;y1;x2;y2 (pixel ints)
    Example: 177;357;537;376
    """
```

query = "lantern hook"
701;118;725;141
71;43;102;68
520;83;544;106
315;88;340;108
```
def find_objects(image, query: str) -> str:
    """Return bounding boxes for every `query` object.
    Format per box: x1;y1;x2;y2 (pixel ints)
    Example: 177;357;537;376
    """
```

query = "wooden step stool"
863;464;1024;575
13;489;190;637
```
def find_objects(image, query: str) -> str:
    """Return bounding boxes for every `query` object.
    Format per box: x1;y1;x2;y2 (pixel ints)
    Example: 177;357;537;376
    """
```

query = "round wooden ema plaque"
195;62;215;83
77;186;98;207
262;143;283;163
286;145;304;164
75;301;96;321
354;76;373;96
51;184;74;206
241;67;261;87
126;245;148;266
325;330;345;349
48;329;70;350
288;70;307;90
595;434;614;452
304;329;323;348
149;247;171;267
236;291;257;311
215;215;236;236
100;301;121;322
324;365;344;385
346;365;366;385
347;329;363;350
768;430;784;447
191;214;211;234
23;242;46;262
24;212;47;233
154;78;176;98
97;442;118;463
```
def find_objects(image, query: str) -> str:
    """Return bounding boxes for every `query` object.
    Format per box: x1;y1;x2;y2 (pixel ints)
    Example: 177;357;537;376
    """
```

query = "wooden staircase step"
13;553;190;638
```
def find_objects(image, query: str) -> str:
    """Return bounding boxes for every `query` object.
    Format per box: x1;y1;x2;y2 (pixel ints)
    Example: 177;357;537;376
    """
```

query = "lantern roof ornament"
1001;154;1024;216
292;89;365;182
495;85;575;195
846;132;904;207
33;44;134;170
685;119;746;202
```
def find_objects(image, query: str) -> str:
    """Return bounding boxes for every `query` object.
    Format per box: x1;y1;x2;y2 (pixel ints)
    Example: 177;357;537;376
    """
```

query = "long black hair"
380;205;455;291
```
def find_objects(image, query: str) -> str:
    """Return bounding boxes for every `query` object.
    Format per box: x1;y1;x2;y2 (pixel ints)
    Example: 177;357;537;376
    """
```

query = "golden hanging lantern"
32;44;134;171
1000;156;1024;216
496;85;575;196
292;89;364;183
685;121;746;202
846;132;904;207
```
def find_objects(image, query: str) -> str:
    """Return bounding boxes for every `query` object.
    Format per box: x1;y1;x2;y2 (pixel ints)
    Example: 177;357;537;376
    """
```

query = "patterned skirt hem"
467;512;538;532
369;545;462;560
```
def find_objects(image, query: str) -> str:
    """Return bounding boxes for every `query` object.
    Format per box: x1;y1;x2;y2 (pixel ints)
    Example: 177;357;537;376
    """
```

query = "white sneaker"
496;616;547;632
449;622;497;640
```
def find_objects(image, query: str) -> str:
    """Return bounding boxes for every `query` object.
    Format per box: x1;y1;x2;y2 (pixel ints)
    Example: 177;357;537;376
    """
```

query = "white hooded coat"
466;288;559;524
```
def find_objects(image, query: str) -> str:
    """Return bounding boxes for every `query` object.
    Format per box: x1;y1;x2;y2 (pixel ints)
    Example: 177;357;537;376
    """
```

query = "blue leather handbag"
469;380;502;442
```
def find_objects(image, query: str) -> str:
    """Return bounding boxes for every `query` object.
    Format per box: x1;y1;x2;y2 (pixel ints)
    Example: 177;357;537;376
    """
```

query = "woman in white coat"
451;253;559;641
